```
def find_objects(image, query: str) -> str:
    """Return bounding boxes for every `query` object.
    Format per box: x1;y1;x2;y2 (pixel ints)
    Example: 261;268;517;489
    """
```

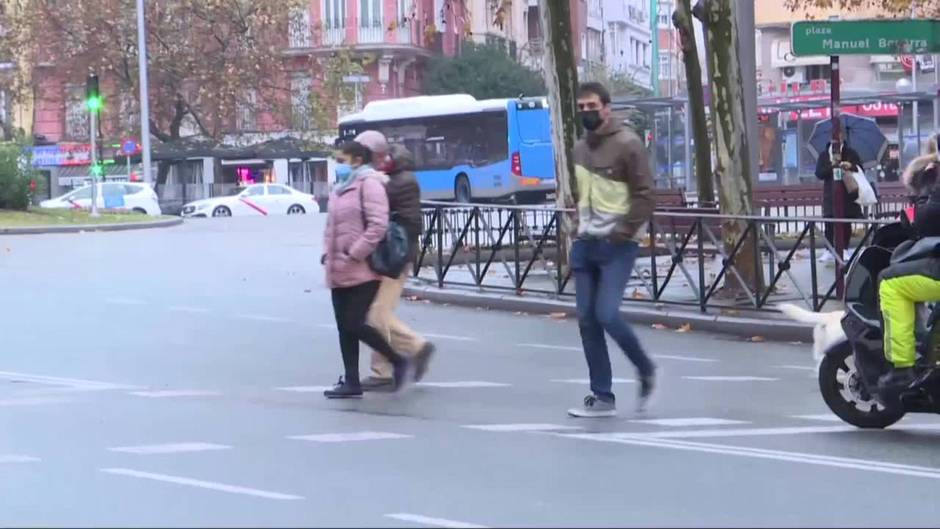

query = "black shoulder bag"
359;182;410;278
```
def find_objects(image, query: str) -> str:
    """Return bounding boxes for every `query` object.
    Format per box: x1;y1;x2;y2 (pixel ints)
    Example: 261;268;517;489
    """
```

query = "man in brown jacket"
566;82;657;418
358;141;435;391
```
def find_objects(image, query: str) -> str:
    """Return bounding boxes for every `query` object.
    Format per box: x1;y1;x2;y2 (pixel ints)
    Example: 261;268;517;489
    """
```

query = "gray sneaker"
637;373;656;413
567;395;617;418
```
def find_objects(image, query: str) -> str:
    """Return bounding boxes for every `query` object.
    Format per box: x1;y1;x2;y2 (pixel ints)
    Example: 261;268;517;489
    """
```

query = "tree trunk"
702;0;763;299
538;0;579;269
672;0;714;206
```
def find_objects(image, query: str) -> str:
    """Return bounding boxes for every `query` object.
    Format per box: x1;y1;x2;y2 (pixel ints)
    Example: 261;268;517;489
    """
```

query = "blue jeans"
571;238;655;403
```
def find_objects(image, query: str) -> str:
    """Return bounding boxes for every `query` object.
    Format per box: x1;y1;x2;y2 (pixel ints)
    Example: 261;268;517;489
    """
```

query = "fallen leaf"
720;309;740;316
631;288;647;299
749;335;766;342
549;312;567;320
651;323;669;330
676;323;693;333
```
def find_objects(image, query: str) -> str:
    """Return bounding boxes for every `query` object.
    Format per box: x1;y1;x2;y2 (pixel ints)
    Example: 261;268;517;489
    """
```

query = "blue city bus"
338;94;555;203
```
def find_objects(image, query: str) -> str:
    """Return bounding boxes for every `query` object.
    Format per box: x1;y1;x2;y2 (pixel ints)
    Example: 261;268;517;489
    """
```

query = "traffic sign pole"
830;55;846;297
89;109;100;217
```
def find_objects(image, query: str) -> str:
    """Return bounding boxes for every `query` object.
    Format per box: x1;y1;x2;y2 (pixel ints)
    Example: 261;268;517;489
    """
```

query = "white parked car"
181;184;317;218
40;183;162;216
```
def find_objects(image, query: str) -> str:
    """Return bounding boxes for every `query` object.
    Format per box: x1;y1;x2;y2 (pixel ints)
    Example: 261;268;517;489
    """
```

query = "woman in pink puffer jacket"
322;140;409;398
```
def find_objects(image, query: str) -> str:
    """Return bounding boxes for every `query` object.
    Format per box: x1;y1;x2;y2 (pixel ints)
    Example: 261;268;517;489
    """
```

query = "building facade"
24;0;467;197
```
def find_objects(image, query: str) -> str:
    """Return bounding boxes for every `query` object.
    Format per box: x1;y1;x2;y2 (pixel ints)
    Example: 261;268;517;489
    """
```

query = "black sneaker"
361;376;395;392
414;342;436;382
323;377;363;399
637;373;656;413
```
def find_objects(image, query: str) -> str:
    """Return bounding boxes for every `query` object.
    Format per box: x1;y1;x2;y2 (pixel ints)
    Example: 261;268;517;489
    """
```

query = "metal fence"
412;201;892;313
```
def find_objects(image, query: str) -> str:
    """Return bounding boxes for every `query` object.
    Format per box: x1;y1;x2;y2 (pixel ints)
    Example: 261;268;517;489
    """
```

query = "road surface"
1;215;938;527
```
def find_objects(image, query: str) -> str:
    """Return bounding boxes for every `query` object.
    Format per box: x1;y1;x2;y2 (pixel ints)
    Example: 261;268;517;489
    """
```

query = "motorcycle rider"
878;135;940;393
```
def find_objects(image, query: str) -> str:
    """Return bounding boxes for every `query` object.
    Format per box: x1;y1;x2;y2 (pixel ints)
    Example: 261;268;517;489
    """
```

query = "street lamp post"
136;0;153;185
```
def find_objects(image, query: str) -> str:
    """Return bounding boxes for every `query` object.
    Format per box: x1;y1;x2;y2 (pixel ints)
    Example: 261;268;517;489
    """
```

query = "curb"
403;283;814;343
0;217;184;235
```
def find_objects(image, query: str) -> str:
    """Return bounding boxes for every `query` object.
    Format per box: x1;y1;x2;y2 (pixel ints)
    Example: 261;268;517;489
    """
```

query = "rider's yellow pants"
880;275;940;368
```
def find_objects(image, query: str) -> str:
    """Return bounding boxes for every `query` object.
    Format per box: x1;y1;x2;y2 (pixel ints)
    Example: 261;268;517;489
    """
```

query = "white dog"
777;303;847;364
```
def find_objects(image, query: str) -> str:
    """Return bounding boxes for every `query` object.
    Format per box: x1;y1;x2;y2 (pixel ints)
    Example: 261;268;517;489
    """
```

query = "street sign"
120;138;141;156
791;19;940;56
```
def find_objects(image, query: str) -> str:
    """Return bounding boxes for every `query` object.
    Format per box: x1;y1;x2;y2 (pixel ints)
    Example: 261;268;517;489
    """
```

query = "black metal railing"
413;201;893;313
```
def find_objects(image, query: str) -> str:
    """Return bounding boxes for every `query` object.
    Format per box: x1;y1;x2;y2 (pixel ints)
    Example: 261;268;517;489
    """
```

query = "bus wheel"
455;175;472;204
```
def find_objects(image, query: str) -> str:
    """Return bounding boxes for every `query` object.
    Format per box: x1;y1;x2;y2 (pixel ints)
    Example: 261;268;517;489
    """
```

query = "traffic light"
86;73;103;112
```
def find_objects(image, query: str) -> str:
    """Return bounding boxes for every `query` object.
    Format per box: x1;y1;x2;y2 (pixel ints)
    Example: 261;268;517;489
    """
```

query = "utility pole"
86;73;102;218
136;0;153;185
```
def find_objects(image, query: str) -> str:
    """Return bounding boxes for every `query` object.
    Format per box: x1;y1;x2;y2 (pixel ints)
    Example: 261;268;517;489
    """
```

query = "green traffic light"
86;96;103;112
91;163;103;177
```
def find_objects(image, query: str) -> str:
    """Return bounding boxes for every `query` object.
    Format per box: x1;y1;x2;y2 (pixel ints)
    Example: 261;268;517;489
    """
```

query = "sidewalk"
403;249;848;342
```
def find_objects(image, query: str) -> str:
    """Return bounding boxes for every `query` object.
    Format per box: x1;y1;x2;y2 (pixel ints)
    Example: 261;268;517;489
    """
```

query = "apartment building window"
658;1;672;28
323;0;346;29
659;51;673;80
65;85;89;140
236;89;257;131
289;7;311;48
805;64;831;82
527;6;541;43
360;0;382;28
291;75;312;131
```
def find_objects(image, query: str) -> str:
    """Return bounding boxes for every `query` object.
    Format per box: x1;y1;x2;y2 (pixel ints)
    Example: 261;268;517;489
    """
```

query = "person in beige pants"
352;135;435;391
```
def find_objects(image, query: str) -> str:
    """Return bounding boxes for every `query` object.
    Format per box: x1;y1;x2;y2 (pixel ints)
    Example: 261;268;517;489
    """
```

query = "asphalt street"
1;215;940;528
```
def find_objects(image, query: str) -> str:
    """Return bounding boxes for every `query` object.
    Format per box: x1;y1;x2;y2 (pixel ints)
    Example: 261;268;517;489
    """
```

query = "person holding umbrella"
809;114;888;263
815;139;864;263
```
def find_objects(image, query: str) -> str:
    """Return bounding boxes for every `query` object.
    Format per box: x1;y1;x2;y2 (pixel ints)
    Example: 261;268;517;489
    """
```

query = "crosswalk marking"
109;443;231;454
550;378;635;384
0;455;40;464
0;370;135;391
630;418;749;427
101;468;304;500
385;513;489;529
288;432;412;443
683;376;779;382
655;354;718;363
421;333;476;342
129;390;221;398
416;381;510;388
791;414;842;422
275;386;333;393
462;423;583;432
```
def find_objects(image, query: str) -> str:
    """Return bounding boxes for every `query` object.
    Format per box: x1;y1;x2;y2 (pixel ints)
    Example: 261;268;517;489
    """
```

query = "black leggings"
331;281;405;385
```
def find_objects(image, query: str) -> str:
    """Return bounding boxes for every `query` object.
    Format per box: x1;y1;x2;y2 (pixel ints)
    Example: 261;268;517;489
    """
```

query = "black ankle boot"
323;377;363;399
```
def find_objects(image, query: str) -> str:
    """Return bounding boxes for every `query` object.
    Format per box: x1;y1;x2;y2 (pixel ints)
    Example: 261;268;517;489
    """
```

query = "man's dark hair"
578;82;611;105
340;140;373;164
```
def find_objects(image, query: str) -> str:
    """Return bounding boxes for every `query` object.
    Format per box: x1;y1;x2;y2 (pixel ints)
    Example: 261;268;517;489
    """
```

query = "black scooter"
819;221;940;428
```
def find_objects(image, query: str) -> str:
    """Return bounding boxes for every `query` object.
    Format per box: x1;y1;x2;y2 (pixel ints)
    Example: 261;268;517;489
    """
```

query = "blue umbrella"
807;113;889;169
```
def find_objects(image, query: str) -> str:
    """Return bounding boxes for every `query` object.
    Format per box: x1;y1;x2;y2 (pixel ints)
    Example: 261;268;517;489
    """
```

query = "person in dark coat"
816;141;864;261
362;143;435;391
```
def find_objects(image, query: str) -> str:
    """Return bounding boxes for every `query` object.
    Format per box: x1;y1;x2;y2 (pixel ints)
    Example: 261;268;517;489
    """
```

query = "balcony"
357;21;385;44
322;25;346;46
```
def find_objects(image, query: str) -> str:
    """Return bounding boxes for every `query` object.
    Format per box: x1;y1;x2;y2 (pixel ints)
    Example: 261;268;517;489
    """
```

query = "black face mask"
580;110;604;131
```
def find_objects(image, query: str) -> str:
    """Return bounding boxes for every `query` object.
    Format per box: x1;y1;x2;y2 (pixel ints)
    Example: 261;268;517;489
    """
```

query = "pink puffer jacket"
323;170;389;288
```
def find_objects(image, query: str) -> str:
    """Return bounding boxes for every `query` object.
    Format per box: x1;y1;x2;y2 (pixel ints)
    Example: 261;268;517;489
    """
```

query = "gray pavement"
2;215;940;527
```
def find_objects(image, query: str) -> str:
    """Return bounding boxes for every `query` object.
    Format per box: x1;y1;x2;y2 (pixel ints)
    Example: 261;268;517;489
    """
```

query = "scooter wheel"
819;342;905;429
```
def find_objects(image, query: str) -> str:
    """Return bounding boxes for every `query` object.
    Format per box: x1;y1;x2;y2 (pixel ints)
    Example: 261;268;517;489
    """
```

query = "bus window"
515;106;551;144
